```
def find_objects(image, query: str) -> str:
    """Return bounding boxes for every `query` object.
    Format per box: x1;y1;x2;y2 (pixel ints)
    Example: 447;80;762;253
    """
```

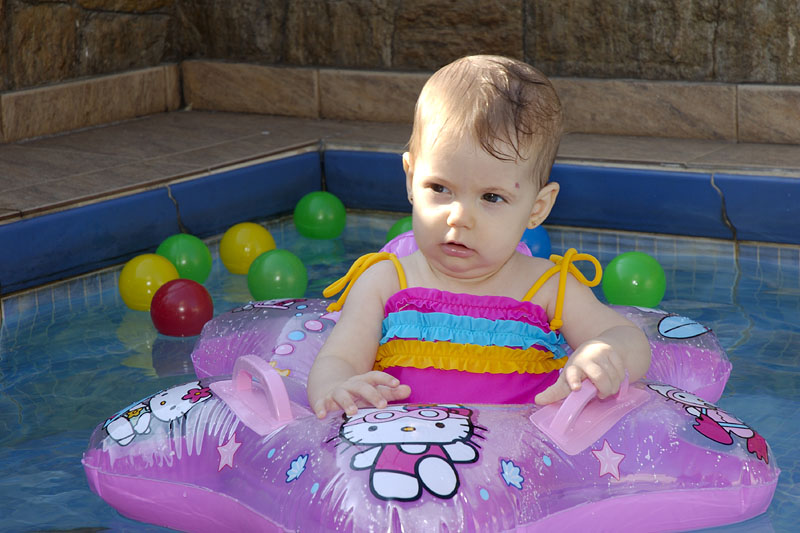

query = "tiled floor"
1;110;799;225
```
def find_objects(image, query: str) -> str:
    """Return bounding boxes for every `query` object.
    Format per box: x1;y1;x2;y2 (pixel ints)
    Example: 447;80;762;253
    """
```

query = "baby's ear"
403;152;414;199
528;182;560;229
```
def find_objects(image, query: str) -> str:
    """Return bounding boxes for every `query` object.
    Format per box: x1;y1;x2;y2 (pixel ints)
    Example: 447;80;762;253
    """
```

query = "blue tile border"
324;151;409;212
714;173;800;244
171;152;322;237
548;164;731;239
0;153;322;295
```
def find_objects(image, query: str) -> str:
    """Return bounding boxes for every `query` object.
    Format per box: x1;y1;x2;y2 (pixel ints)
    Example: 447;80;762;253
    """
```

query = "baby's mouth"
441;241;474;257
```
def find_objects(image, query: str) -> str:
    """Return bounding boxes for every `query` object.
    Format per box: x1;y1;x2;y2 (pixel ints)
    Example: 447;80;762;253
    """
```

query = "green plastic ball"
247;249;308;300
602;251;666;308
156;234;213;283
386;216;413;243
293;191;346;239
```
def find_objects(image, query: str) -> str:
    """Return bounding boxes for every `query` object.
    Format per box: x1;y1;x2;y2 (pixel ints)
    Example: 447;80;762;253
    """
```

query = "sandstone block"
714;0;800;83
79;12;171;76
77;0;172;13
182;61;318;117
1;66;176;142
394;0;523;70
176;0;285;62
526;0;718;81
319;69;428;123
285;0;395;67
738;85;800;144
552;78;737;140
9;1;81;88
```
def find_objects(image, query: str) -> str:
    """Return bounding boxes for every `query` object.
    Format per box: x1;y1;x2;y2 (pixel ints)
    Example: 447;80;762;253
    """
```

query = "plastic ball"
156;233;212;283
602;251;666;307
219;223;276;274
386;216;413;243
293;191;346;239
247;249;308;300
119;254;179;311
521;226;552;258
150;279;214;337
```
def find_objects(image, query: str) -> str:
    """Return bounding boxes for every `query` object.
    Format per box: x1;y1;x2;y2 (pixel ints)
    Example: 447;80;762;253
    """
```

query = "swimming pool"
1;209;797;531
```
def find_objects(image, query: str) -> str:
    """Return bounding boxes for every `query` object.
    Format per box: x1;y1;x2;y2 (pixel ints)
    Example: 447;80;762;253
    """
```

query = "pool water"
1;212;797;532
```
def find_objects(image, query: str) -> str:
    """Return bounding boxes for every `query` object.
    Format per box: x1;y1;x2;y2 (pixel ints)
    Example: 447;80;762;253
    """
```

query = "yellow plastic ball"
219;222;276;274
119;254;179;311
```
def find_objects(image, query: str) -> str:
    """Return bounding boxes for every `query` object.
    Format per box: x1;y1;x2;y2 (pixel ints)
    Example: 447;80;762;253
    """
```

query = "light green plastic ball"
386;216;413;243
293;191;347;239
601;251;666;308
156;233;212;283
247;249;308;300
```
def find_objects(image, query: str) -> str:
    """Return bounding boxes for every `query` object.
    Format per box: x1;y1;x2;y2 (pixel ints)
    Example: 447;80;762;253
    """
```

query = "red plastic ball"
150;279;214;337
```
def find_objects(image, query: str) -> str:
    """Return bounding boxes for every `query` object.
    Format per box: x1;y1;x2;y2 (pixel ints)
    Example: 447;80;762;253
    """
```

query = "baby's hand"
312;371;411;419
534;339;626;405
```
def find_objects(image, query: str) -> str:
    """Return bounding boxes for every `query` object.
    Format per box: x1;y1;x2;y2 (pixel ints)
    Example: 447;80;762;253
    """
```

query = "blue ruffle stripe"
380;310;568;359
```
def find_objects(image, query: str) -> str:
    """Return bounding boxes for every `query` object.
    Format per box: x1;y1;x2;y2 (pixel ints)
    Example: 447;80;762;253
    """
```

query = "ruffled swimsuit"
324;249;601;404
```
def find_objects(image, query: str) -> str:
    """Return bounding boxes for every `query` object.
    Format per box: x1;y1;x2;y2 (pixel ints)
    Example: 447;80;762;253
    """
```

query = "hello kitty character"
104;380;212;446
648;384;768;463
339;404;480;501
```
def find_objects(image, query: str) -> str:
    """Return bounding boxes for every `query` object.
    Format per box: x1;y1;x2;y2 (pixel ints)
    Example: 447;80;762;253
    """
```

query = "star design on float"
217;433;242;471
592;440;624;480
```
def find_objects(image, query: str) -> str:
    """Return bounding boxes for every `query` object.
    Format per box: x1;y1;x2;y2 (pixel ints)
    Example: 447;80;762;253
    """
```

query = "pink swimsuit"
323;249;602;405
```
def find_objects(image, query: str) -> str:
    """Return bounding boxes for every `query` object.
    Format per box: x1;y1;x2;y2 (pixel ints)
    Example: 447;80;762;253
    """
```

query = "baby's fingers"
332;388;361;417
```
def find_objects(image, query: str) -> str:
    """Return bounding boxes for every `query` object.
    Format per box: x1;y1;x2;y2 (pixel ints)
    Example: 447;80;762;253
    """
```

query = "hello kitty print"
338;404;481;501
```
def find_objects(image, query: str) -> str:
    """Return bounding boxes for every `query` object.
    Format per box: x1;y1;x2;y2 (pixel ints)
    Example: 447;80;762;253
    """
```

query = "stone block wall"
1;1;799;143
2;0;799;93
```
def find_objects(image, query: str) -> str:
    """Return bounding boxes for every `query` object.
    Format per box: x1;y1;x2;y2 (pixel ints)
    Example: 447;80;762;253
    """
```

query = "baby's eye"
482;192;505;203
430;183;449;194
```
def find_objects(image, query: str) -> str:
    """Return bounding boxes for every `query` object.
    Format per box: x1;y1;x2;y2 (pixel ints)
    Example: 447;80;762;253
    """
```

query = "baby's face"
406;135;542;281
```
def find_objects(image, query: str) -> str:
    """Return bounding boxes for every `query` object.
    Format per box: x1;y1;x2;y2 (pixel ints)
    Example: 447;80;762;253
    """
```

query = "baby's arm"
534;275;651;405
307;262;411;418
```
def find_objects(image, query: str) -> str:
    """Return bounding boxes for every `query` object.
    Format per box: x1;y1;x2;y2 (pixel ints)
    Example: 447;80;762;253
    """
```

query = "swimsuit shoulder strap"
522;248;603;331
323;252;407;312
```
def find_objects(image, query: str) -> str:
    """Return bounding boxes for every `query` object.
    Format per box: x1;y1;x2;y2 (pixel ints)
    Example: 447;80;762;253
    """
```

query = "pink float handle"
548;378;629;436
210;355;294;436
232;355;293;423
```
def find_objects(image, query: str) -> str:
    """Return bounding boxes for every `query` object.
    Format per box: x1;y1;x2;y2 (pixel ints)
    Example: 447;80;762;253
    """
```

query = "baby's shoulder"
352;256;404;297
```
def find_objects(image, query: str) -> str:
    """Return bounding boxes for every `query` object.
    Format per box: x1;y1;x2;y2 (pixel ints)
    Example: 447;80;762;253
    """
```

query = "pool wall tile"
324;151;410;211
548;164;731;239
714;173;800;244
0;189;180;295
169;152;322;237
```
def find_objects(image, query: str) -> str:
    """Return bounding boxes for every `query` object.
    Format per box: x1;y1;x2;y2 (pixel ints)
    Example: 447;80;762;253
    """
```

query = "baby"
307;55;651;418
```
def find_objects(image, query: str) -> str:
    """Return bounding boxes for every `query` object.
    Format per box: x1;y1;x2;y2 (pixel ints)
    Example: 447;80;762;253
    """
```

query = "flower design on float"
182;386;212;403
286;454;309;482
500;459;524;489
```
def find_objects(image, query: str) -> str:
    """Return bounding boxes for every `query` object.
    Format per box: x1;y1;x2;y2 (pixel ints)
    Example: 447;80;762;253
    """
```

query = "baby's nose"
446;201;473;227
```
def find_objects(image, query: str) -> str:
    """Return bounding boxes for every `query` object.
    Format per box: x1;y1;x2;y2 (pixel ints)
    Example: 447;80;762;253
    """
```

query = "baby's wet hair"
409;55;563;188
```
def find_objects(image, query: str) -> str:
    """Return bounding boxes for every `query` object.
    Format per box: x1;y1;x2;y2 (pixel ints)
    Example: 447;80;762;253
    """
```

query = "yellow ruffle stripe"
374;339;567;375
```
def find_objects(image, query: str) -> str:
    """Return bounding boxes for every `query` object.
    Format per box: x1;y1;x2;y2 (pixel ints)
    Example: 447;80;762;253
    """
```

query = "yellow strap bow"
323;252;407;312
522;248;602;331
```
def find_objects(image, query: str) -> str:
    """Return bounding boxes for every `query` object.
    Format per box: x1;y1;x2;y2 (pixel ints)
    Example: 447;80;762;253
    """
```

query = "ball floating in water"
293;191;346;239
386;216;413;243
150;279;214;337
219;223;276;274
156;233;212;284
602;251;666;308
247;249;308;300
521;226;551;258
119;254;179;311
